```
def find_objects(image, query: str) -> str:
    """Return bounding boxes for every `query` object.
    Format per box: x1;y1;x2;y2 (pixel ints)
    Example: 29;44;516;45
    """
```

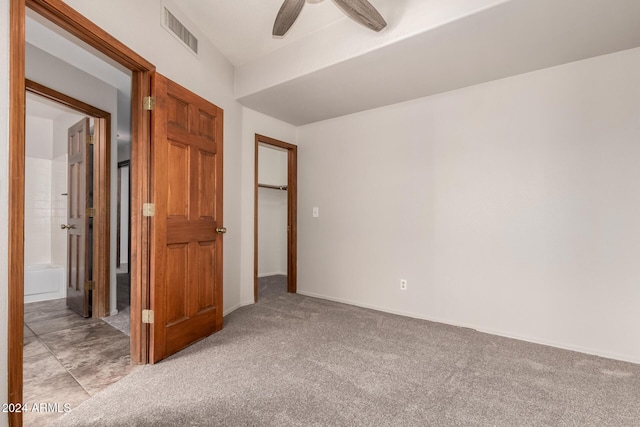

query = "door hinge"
143;96;156;111
87;135;95;145
143;203;156;217
142;309;154;324
86;207;95;218
85;281;94;291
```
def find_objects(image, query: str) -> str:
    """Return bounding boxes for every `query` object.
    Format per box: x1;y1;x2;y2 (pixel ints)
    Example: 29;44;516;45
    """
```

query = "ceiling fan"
273;0;387;37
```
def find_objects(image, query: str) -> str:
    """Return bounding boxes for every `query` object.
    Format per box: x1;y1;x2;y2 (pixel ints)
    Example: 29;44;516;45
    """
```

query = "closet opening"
254;135;297;302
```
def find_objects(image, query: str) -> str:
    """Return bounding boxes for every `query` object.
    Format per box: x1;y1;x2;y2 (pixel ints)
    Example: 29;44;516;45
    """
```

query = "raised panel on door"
150;73;224;363
196;242;216;313
167;141;189;218
165;244;189;325
198;150;216;219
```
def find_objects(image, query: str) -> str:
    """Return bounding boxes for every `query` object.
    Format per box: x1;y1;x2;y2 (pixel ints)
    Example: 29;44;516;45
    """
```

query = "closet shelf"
258;183;288;191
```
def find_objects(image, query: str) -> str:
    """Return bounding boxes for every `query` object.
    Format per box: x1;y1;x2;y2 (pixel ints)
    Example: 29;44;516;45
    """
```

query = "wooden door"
66;118;91;317
150;74;224;363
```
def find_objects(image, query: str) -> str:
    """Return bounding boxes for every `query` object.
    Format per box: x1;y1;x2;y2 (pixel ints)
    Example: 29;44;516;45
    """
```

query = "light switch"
313;207;319;218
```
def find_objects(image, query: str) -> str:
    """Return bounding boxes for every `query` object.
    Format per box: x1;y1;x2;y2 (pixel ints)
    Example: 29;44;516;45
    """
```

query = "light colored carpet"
51;276;640;426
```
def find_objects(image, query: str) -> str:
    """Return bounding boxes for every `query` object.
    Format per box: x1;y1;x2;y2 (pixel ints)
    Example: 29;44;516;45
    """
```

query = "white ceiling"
175;0;640;126
179;0;507;74
177;0;348;66
234;0;640;125
26;91;85;122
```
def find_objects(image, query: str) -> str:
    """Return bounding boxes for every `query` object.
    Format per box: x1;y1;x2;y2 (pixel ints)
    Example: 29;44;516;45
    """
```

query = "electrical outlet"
400;279;407;290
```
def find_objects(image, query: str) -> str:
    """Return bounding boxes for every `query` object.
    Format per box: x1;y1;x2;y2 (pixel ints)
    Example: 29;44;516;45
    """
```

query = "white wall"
257;145;288;277
297;47;640;364
52;115;74;158
24;116;53;266
24;157;52;265
257;189;287;276
240;108;297;304
25;115;52;158
51;153;67;268
258;145;287;186
23;113;72;271
0;0;9;424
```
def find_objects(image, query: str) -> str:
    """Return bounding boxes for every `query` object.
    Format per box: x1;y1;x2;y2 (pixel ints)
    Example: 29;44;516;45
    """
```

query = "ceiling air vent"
163;7;198;55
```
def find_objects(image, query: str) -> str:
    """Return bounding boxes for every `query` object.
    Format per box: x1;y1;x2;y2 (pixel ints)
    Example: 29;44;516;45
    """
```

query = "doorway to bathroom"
22;81;137;427
23;93;86;308
24;80;111;317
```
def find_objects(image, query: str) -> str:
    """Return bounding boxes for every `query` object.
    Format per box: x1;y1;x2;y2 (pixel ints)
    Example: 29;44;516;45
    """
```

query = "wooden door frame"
26;79;112;318
254;134;298;302
9;0;156;425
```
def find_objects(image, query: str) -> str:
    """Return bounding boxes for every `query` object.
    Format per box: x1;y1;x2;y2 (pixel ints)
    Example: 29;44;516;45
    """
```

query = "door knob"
216;227;227;234
60;224;76;230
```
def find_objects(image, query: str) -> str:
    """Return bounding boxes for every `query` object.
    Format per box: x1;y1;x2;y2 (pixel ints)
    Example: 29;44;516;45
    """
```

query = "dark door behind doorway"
65;117;92;317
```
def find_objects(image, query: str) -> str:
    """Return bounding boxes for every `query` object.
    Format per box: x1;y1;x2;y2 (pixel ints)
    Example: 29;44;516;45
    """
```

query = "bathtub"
24;263;66;303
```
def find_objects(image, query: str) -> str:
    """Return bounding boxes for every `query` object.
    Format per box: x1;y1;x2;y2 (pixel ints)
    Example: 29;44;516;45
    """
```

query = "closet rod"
258;183;288;191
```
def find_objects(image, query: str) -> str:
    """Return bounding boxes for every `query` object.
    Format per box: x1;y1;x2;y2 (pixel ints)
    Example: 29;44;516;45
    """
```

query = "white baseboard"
257;272;286;278
24;291;65;304
223;300;254;317
297;290;640;365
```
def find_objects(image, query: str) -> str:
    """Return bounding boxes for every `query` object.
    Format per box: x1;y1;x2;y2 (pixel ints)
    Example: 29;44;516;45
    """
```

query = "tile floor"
23;298;139;427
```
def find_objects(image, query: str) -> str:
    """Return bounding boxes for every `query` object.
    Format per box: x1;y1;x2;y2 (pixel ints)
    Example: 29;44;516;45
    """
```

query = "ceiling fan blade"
273;0;306;37
333;0;387;32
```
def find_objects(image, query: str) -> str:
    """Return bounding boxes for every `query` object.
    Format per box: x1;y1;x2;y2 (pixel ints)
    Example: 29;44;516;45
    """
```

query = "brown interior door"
150;73;224;363
66;117;91;317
